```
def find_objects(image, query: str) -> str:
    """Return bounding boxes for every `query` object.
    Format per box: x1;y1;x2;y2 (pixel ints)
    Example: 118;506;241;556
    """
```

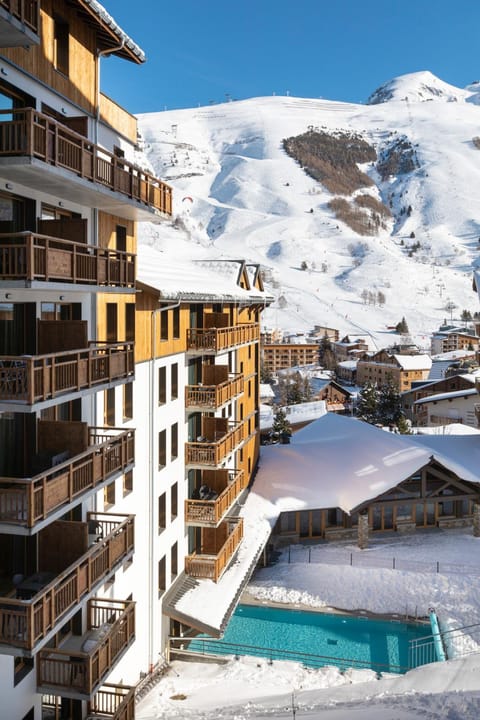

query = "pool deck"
240;591;430;625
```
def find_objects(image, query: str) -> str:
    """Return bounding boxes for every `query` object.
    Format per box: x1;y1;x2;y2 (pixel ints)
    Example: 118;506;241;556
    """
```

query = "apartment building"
431;329;479;355
0;3;172;719
0;6;273;717
262;343;320;374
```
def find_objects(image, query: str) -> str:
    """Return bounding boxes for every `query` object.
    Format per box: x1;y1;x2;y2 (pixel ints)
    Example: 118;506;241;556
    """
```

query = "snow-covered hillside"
136;72;480;349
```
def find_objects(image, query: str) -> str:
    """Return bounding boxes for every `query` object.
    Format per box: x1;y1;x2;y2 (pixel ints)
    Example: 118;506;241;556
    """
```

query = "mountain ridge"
136;72;480;350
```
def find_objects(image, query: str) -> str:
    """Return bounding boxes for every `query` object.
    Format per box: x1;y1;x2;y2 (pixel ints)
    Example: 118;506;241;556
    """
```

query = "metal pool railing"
408;620;480;668
169;636;408;675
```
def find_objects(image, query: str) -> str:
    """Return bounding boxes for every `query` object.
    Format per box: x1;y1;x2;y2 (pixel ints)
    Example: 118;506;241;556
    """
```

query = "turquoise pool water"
189;604;429;673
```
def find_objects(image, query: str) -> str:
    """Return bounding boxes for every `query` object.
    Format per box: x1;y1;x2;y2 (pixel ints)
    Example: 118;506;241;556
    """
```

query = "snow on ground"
137;529;480;719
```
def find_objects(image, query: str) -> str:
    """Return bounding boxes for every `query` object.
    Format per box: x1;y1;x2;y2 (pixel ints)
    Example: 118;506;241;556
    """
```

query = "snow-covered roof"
414;387;479;404
431;349;476;361
393;354;432;370
137;246;273;304
416;423;480;435
260;400;327;430
77;0;146;63
259;383;275;398
337;360;358;369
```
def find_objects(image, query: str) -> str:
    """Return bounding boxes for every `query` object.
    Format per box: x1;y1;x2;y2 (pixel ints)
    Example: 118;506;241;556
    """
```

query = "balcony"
0;232;135;287
0;108;172;221
185;517;243;582
37;598;135;699
0;342;134;406
0;513;134;652
43;684;135;720
0;425;134;529
185;419;247;468
186;324;259;354
185;371;243;411
0;0;39;47
185;469;245;527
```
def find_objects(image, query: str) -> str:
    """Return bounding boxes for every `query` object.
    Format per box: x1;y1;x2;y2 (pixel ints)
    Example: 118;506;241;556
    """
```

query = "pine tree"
357;382;379;424
272;408;292;442
377;376;402;425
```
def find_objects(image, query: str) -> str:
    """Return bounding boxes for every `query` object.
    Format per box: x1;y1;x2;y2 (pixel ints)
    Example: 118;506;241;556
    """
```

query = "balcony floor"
0;157;167;223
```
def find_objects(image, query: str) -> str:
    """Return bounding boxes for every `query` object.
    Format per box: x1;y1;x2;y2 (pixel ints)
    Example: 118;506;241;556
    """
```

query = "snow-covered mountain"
136;72;480;350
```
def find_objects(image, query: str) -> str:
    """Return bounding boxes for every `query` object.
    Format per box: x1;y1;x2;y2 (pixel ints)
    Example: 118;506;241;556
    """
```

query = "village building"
356;349;432;391
309;325;340;342
313;379;354;413
401;373;480;424
431;328;479;355
336;358;358;385
332;335;369;363
414;388;480;429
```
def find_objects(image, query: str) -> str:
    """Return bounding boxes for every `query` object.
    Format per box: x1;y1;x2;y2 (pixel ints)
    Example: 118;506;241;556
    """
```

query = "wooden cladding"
185;373;244;410
0;513;134;651
37;598;135;698
0;342;134;404
0;427;134;528
185;469;245;526
185;517;243;582
0;0;39;32
0;108;172;216
186;323;259;354
0;232;136;286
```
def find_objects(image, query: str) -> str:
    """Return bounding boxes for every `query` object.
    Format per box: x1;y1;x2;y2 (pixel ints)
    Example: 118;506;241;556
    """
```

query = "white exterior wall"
424;395;479;428
94;351;187;683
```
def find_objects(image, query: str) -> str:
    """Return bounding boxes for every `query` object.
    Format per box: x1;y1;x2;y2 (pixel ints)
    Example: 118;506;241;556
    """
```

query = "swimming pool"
187;604;430;674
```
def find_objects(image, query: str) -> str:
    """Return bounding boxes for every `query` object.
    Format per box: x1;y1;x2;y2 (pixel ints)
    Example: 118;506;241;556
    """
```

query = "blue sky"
101;0;479;114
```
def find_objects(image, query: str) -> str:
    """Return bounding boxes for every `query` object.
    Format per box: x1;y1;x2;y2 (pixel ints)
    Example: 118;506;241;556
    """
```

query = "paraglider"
182;196;193;204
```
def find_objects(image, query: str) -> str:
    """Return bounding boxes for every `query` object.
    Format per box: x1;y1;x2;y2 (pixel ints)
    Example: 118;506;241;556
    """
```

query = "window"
106;303;118;343
116;224;127;252
171;363;178;400
125;303;135;342
158;429;166;468
161;309;168;340
158;556;166;594
104;481;115;507
173;306;180;338
171;423;178;461
123;382;133;420
158;366;166;404
171;542;178;579
105;388;115;426
158;493;166;533
54;16;69;76
123;470;133;496
14;656;33;686
171;483;178;520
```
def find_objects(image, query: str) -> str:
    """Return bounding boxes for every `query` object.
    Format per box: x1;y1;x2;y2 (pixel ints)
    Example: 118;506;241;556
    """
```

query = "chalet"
333;335;369;363
252;413;480;546
313;379;354;413
401;373;480;424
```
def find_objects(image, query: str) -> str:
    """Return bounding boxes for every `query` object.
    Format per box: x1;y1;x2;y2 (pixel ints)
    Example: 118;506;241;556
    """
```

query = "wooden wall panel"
98;212;136;253
99;93;137;144
1;0;97;113
39;520;88;573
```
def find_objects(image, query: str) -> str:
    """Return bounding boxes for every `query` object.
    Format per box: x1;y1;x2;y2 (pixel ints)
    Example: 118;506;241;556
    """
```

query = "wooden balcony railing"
185;420;247;467
43;684;135;720
185;374;244;410
0;0;39;32
0;513;134;651
186;324;259;353
185;469;245;526
88;684;136;720
0;428;134;528
37;598;135;698
0;232;135;286
0;108;172;216
185;517;244;582
0;342;134;404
